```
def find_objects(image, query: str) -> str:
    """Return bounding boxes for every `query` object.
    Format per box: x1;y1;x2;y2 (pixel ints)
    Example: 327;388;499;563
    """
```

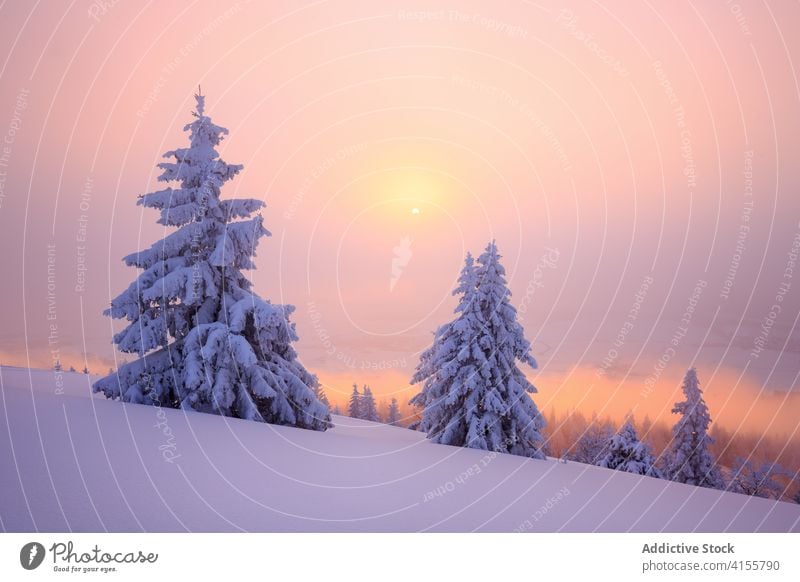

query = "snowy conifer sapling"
727;457;787;499
599;419;662;478
94;91;330;430
361;386;380;422
569;420;613;465
348;384;362;419
410;242;546;458
386;397;401;426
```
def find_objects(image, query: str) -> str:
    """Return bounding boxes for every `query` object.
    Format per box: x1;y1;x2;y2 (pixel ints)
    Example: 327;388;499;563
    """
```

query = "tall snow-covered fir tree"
599;420;663;478
410;242;546;459
665;368;724;489
386;397;401;426
410;252;477;437
94;91;330;431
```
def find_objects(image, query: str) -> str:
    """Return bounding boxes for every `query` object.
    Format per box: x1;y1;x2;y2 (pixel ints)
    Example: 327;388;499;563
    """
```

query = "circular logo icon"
20;542;46;570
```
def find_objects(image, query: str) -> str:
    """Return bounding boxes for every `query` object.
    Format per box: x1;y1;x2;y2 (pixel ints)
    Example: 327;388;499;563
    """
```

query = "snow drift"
1;367;798;532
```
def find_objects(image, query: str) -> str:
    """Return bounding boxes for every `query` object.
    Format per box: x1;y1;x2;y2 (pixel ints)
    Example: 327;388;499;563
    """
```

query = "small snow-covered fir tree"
569;420;613;465
312;384;330;409
640;415;653;437
94;91;329;431
665;368;724;488
53;360;62;372
82;366;90;375
348;384;362;418
361;386;380;422
599;419;663;478
410;242;546;459
386;397;401;426
727;457;787;499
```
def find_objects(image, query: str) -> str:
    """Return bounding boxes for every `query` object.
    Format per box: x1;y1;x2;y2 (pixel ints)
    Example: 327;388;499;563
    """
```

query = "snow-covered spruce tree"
665;368;724;489
410;253;478;439
94;92;330;431
386;397;401;426
569;420;613;465
361;386;380;422
409;252;476;419
599;420;663;478
348;384;362;418
410;242;546;459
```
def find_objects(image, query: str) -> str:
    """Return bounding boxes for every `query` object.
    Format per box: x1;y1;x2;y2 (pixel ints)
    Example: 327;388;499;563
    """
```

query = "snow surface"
2;366;798;532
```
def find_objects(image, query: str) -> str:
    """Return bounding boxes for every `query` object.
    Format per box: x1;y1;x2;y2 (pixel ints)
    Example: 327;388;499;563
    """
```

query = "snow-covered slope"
1;366;798;532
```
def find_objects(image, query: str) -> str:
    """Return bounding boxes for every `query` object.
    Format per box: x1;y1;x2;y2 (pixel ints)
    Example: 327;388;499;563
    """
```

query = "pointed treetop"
452;251;477;299
194;86;205;117
676;367;705;410
476;239;506;281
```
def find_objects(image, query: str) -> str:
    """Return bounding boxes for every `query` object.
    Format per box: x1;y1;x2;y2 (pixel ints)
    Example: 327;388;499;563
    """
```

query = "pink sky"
0;1;799;437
